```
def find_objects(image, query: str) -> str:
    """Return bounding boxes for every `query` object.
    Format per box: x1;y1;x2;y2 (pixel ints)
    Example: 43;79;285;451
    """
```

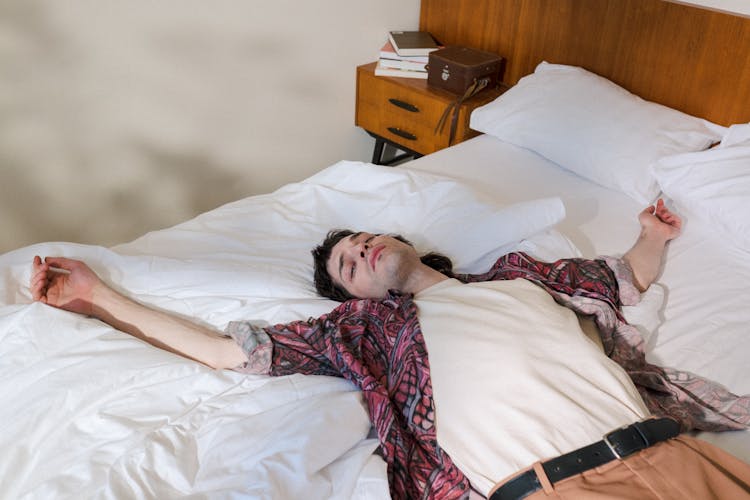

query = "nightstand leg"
370;136;422;166
372;137;386;164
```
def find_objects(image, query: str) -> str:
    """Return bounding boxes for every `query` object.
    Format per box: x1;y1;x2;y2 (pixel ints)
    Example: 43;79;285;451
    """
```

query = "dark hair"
311;229;454;302
312;229;356;302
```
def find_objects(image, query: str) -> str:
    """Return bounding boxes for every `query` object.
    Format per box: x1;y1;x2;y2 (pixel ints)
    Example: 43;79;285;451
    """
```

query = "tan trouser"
496;436;750;499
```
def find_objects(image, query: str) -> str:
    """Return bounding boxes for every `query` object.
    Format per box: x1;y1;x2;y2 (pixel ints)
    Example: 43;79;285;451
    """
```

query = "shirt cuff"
226;320;272;375
601;256;641;307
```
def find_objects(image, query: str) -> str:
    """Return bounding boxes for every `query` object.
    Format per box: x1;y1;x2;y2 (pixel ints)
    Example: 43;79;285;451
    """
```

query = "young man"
30;200;750;499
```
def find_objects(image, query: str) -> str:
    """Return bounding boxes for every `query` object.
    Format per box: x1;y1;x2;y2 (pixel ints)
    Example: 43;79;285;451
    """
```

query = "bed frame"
419;0;750;126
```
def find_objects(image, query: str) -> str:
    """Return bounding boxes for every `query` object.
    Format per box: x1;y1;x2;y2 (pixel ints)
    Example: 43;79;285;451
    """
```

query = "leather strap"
435;77;490;145
489;418;680;500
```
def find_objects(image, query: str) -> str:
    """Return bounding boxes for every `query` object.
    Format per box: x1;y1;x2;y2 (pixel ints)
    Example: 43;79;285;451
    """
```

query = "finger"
32;255;48;274
660;211;679;224
44;256;78;272
30;272;48;301
30;268;47;286
654;205;674;222
661;216;679;228
31;258;47;290
44;256;70;267
662;214;682;229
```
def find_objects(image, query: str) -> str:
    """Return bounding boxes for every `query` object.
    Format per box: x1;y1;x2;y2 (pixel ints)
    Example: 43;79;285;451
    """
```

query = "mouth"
369;245;384;271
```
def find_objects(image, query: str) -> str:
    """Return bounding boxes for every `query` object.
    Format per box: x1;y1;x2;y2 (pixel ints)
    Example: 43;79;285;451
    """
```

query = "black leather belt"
489;417;680;500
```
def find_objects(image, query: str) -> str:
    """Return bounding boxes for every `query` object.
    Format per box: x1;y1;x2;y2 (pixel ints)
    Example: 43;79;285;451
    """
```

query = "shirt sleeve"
464;252;624;307
226;320;273;374
599;255;641;307
226;314;342;378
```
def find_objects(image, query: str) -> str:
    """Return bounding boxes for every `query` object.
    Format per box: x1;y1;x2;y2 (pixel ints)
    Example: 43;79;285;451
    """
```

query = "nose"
345;240;369;260
359;242;370;259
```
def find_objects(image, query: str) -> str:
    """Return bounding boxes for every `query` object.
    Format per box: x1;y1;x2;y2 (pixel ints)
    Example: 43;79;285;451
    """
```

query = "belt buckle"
602;430;623;459
603;421;651;460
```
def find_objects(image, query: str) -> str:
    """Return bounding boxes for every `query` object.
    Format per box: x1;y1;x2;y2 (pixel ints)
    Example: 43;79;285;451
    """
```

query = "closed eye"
338;232;363;284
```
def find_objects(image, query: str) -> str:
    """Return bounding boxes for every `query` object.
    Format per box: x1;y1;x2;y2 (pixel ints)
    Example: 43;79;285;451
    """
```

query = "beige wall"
669;0;750;16
0;1;420;252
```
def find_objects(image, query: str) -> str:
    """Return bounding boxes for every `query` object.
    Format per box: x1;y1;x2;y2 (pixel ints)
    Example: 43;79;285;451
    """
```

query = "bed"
1;1;749;499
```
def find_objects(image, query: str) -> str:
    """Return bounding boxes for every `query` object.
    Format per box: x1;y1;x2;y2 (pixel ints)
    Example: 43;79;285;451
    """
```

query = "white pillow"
717;121;750;148
8;162;569;325
652;123;750;250
470;62;724;205
109;162;566;301
300;163;567;273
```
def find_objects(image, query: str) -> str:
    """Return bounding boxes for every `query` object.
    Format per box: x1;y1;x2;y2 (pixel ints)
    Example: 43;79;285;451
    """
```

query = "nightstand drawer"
355;62;506;158
356;100;447;154
358;69;446;126
357;67;449;155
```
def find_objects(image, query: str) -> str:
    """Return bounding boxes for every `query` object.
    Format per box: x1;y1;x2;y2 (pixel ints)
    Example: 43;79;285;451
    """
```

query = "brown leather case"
427;46;505;95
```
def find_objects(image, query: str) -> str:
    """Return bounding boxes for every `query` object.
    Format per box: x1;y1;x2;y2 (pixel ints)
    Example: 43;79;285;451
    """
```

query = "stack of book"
375;31;440;79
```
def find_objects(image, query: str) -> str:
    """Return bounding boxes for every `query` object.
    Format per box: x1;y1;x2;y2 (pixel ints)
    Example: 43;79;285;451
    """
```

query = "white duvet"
0;162;572;499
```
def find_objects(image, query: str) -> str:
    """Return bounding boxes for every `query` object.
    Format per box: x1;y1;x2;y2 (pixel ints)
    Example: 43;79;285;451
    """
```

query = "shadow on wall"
0;0;419;253
0;145;249;252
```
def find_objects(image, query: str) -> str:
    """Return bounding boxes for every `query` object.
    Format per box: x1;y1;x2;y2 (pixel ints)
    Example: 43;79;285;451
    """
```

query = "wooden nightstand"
355;62;506;165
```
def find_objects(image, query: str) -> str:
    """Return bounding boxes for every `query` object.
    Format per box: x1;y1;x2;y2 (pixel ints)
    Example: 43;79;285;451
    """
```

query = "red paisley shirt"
228;252;750;500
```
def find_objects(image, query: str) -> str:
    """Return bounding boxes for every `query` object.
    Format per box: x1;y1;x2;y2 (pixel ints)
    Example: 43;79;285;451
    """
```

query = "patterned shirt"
227;252;750;500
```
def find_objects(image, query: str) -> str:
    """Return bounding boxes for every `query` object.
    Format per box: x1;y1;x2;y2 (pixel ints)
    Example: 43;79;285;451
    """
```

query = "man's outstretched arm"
30;256;247;370
622;199;682;292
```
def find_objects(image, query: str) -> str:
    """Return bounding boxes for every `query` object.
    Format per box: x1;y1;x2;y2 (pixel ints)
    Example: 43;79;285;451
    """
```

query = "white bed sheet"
0;254;383;499
406;134;750;462
0;161;572;499
1;135;747;499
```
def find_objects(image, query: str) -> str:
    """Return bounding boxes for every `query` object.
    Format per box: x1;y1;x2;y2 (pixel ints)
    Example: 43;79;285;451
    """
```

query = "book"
388;31;439;57
374;60;428;79
379;40;429;64
379;57;427;72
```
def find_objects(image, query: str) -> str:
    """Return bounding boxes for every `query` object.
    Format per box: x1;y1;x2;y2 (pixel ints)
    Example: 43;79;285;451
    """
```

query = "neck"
402;263;449;295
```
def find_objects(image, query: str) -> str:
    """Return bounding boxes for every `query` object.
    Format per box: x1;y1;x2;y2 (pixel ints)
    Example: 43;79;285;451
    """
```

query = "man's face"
326;232;420;299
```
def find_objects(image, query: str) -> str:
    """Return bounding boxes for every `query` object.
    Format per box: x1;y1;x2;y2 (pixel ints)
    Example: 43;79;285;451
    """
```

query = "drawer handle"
388;98;419;113
387;127;417;141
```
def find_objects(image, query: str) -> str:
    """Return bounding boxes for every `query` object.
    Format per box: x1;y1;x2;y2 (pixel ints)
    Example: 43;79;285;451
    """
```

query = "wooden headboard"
420;0;750;126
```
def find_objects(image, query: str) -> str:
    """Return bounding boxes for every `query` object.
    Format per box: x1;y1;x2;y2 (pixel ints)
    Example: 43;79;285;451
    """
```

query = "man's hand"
31;256;104;316
638;198;682;243
624;199;682;292
30;255;247;370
